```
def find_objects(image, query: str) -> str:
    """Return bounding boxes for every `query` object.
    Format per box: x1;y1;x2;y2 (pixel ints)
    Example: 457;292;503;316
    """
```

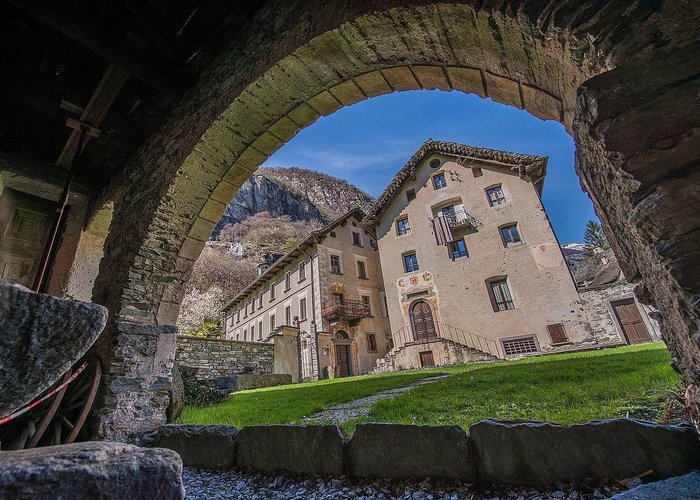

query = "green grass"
178;368;448;427
343;343;679;433
180;343;680;434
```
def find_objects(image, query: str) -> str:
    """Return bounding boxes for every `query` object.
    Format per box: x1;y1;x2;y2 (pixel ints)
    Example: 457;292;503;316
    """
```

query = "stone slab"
470;419;700;486
347;424;472;480
0;441;184;499
611;472;700;500
0;283;108;416
150;424;238;469
236;425;344;475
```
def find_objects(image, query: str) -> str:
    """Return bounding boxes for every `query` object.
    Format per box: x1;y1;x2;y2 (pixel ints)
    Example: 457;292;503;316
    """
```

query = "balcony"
442;207;476;229
321;298;370;322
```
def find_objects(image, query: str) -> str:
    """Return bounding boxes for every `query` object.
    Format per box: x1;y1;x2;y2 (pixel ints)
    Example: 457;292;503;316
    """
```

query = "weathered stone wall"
578;281;661;346
86;0;700;436
374;338;492;373
176;336;274;380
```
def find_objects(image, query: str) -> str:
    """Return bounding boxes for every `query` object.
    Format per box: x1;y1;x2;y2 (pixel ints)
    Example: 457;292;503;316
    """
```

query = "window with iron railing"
440;205;472;229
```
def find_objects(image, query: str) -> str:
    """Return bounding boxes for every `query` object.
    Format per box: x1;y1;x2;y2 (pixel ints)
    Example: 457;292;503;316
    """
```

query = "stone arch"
90;0;700;437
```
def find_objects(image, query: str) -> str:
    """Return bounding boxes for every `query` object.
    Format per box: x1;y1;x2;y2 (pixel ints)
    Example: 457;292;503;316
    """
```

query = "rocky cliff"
211;167;373;239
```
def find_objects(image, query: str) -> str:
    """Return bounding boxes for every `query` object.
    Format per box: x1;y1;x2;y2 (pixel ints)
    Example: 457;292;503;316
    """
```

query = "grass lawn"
178;368;448;427
344;343;680;433
180;343;681;433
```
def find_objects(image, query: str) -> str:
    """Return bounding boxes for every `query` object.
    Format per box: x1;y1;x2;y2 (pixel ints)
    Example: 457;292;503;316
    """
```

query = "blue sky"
262;90;597;244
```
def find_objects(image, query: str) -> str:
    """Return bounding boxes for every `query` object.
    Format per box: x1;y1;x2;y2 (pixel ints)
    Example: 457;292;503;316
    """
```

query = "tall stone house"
221;140;660;377
221;208;391;380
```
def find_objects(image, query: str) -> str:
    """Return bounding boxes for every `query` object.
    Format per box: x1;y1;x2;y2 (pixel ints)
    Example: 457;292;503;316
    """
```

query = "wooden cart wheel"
0;356;102;450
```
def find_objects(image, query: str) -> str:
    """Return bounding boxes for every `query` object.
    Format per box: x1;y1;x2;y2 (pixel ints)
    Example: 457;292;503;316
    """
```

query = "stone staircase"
374;323;500;373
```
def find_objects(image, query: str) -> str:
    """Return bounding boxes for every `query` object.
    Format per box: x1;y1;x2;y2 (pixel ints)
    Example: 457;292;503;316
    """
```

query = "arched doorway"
83;2;700;436
411;300;437;342
334;330;352;378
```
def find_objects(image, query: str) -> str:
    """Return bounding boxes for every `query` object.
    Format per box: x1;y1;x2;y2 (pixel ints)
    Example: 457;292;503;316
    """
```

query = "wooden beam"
124;0;178;62
7;0;183;93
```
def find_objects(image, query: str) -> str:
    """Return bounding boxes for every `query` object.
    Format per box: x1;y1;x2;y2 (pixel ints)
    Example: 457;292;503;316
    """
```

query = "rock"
167;363;185;422
0;441;183;499
0;282;108;416
236;425;345;475
150;424;237;469
347;424;472;481
470;419;700;486
611;472;700;499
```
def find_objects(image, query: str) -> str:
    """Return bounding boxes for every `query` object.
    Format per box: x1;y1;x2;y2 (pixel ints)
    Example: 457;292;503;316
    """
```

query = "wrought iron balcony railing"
321;298;370;321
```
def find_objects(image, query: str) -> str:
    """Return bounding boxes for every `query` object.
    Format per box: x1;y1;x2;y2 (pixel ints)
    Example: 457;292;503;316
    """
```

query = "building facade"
363;141;591;368
221;208;390;380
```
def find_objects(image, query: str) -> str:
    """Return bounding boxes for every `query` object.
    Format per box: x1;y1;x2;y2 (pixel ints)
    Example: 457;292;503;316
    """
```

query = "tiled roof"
363;140;548;224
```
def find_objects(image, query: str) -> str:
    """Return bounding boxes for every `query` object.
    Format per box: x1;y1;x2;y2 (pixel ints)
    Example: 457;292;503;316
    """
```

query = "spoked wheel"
0;356;102;450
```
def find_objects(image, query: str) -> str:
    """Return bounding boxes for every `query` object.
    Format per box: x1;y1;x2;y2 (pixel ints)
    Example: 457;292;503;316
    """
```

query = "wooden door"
419;351;435;367
335;344;351;377
411;301;437;341
0;189;54;288
612;299;652;344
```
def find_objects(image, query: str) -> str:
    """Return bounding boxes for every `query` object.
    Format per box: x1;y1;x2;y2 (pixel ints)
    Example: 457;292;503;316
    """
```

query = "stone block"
347;424;472;480
329;80;365;106
0;282;108;415
484;73;522;108
382;66;420;91
236;425;345;475
268;115;300;142
199;199;227;224
610;472;700;500
0;441;184;499
287;103;320;127
354;71;392;97
151;424;238;469
250;131;284;157
446;66;485;97
188;216;216;242
307;91;342;116
521;84;562;122
209;180;238;204
236;147;267;171
413;65;451;91
470;419;700;486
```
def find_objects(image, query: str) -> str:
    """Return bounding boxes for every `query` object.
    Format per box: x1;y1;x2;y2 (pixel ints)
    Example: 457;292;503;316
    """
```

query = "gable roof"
221;207;368;313
363;140;548;225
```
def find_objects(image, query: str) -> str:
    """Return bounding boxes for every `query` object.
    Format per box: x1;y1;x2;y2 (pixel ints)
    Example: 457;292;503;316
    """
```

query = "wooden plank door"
335;344;350;377
419;351;435;367
612;299;652;344
411;301;436;341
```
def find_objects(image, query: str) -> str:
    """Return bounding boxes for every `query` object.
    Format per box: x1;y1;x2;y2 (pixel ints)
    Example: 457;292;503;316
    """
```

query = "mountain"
562;243;623;288
210;167;374;239
561;243;588;274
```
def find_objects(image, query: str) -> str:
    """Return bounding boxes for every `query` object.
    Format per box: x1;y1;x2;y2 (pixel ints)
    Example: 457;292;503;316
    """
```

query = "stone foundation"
374;338;494;373
176;336;274;380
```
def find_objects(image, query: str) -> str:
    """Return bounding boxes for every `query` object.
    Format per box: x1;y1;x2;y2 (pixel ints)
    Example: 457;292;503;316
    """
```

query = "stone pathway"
302;375;452;425
182;468;628;499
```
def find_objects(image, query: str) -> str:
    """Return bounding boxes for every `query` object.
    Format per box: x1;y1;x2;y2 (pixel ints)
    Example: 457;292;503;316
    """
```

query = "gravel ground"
302;375;452;425
183;468;630;499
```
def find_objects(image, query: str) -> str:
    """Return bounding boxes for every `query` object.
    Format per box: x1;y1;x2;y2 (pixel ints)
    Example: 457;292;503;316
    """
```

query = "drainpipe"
299;245;322;379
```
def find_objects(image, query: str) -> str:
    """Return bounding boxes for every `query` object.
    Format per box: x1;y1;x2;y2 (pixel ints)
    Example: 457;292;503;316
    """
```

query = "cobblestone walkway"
302;375;452;425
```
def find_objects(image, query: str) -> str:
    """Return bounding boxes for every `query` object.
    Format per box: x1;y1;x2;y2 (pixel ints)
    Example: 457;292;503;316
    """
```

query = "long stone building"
221;208;391;379
221;140;660;376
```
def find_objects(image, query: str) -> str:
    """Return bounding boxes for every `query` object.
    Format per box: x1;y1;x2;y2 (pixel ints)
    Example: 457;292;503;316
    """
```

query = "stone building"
364;141;598;369
221;208;390;380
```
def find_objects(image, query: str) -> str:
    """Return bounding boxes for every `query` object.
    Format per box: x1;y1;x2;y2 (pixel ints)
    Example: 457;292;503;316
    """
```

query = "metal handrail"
386;321;501;359
321;298;370;319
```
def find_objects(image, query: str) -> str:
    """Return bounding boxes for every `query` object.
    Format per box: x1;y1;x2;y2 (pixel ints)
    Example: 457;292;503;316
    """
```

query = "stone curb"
147;419;700;485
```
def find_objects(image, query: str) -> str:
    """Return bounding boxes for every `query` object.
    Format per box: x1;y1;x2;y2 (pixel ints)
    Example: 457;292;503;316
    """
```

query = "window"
500;224;522;247
236;310;240;322
330;231;336;238
380;292;388;318
250;324;255;340
502;337;538;356
433;173;447;190
357;260;368;279
472;167;483;177
449;239;469;260
270;284;276;301
406;188;416;202
366;333;377;352
352;230;362;246
396;217;410;235
258;293;263;309
270;314;276;331
285;271;291;291
243;328;248;341
486;185;507;206
299;261;306;281
429;158;441;169
403;252;419;272
489;279;515;312
299;298;307;320
330;254;342;274
258;320;263;340
285;305;292;325
244;304;248;318
361;295;371;315
547;324;569;344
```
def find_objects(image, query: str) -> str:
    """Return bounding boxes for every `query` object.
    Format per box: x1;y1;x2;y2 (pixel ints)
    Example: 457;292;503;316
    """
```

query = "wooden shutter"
547;323;568;343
